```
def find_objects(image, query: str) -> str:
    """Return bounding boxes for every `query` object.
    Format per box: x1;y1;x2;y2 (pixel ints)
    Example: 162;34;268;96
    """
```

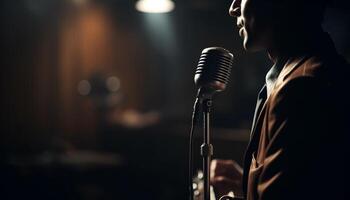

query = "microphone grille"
194;47;234;92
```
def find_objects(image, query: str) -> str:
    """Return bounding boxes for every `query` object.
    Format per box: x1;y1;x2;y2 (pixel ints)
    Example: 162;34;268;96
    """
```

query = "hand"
210;159;243;198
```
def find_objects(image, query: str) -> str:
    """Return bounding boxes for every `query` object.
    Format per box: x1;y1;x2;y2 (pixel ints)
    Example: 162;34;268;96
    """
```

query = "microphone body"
194;47;234;99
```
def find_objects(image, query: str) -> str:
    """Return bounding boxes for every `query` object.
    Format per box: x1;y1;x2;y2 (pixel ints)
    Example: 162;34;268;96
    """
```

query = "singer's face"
229;0;276;51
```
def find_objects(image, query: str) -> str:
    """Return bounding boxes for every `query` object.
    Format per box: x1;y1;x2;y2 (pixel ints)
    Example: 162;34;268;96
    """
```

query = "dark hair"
294;0;331;23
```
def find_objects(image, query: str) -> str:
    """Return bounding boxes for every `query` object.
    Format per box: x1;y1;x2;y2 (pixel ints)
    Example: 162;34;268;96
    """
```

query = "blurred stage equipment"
189;47;234;200
135;0;175;13
77;74;123;107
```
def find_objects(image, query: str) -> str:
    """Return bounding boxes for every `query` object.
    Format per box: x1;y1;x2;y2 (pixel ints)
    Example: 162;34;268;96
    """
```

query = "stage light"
135;0;175;13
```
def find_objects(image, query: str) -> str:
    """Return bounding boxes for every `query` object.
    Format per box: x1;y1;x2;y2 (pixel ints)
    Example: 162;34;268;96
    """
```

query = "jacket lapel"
242;86;268;195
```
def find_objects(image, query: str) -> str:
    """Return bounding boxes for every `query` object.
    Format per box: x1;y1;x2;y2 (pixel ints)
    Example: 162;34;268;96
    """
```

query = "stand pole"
201;98;213;200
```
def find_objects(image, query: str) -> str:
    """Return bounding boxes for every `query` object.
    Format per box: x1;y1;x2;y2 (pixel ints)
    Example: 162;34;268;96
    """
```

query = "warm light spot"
106;76;121;92
136;0;175;13
77;80;91;95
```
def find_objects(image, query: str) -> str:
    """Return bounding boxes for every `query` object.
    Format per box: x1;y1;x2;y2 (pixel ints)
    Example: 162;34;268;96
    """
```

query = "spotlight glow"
136;0;175;13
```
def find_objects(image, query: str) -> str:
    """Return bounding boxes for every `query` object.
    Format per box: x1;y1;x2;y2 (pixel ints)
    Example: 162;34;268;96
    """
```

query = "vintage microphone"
189;47;234;200
194;47;234;99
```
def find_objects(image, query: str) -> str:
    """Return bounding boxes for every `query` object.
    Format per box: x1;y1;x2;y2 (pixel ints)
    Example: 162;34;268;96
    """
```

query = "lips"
236;21;244;37
236;18;244;37
237;18;244;29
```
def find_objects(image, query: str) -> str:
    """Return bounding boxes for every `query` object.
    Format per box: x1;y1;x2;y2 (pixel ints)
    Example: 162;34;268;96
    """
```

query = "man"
210;0;349;199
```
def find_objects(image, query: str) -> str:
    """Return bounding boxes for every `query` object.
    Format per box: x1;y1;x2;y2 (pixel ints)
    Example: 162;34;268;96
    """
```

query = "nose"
229;0;241;17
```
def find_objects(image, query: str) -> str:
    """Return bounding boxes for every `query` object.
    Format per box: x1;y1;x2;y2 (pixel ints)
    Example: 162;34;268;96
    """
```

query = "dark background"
1;0;349;199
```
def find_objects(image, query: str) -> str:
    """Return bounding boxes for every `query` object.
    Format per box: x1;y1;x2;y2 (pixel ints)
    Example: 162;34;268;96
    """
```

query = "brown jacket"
242;34;349;200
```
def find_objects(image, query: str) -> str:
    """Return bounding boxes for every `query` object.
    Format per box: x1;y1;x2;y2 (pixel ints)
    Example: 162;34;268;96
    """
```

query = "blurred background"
1;0;349;199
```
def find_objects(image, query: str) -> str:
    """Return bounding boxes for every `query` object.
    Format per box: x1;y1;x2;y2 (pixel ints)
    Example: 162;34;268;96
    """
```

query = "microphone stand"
201;98;213;200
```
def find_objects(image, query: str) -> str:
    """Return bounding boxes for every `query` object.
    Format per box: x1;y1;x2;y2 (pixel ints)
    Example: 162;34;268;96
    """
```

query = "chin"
243;41;261;52
243;37;265;52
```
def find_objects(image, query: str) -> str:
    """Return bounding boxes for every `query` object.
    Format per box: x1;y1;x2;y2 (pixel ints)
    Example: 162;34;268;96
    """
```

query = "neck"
267;24;324;64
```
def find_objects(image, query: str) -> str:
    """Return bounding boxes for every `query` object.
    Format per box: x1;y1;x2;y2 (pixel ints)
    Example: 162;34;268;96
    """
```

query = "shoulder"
272;54;349;99
268;53;349;117
283;54;349;84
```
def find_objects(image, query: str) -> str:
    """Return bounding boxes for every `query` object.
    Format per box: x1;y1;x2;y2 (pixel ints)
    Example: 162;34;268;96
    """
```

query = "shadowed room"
1;0;349;199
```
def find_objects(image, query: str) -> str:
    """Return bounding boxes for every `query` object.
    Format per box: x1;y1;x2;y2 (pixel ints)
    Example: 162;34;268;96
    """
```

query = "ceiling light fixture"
135;0;175;13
